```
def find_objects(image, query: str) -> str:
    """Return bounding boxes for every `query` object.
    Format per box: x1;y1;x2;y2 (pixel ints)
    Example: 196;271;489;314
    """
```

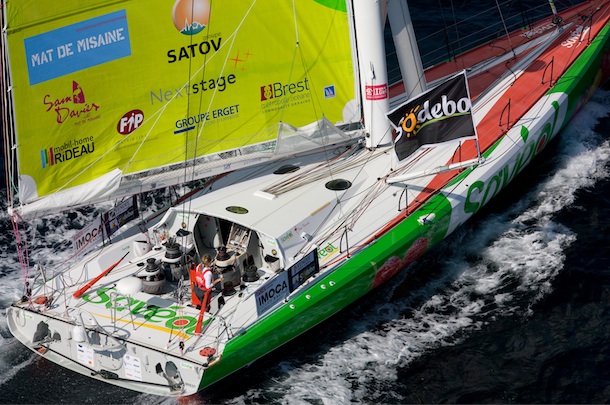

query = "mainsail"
3;0;360;218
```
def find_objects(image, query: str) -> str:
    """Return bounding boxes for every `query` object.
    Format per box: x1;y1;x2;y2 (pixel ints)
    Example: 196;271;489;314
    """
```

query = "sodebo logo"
400;95;471;138
117;110;144;135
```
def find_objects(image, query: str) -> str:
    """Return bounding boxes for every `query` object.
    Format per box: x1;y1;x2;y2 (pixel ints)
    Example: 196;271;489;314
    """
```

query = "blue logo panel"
24;10;131;85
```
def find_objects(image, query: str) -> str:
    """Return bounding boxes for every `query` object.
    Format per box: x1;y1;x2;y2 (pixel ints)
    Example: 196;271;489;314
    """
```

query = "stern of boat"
6;300;210;396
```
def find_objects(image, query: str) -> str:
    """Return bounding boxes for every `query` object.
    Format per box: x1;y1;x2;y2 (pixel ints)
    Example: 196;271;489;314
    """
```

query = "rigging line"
283;2;366;221
449;0;464;68
389;147;435;178
288;1;357;212
319;180;400;266
263;144;359;195
219;142;337;198
288;1;325;146
267;145;380;196
495;0;517;58
122;6;253;214
300;217;349;260
118;20;237;179
516;0;533;30
296;153;389;256
190;1;254;161
308;154;407;254
345;178;388;230
183;2;252;227
345;150;432;225
180;0;199;222
11;214;31;297
346;144;391;202
180;1;227;223
437;0;455;63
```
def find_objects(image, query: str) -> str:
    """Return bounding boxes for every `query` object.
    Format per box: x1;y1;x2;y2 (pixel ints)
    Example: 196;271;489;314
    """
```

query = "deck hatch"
325;179;352;191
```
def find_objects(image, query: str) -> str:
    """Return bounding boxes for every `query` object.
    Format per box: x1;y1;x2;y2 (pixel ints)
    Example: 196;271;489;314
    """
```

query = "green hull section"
200;24;610;390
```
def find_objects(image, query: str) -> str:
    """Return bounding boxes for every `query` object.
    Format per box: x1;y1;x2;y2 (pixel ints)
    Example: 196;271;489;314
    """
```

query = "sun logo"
172;0;211;35
399;105;421;138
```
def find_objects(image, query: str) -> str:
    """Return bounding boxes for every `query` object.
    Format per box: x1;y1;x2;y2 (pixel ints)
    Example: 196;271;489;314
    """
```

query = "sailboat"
3;0;610;396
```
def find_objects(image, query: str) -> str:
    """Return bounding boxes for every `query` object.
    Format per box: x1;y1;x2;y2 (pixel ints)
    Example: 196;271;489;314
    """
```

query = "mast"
352;0;392;148
547;0;563;25
387;0;427;98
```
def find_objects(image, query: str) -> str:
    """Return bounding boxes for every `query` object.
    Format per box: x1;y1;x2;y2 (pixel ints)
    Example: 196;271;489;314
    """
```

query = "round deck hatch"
226;206;248;214
325;179;352;191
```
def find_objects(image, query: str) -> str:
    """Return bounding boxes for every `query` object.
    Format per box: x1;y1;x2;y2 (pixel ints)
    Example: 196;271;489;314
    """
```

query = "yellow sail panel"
6;0;355;202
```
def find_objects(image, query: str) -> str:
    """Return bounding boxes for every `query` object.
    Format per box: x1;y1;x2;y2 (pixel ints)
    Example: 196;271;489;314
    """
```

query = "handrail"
77;310;126;352
542;56;555;87
340;227;350;258
499;98;512;131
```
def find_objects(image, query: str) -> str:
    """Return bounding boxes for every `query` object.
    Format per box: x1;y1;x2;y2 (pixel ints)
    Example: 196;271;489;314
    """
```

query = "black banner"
288;250;319;291
103;195;138;238
387;72;476;162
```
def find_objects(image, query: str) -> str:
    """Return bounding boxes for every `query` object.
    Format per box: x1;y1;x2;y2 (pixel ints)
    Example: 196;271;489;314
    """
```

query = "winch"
137;258;165;294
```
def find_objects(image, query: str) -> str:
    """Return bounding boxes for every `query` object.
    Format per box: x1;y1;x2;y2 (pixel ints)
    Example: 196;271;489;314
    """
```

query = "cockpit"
142;208;286;312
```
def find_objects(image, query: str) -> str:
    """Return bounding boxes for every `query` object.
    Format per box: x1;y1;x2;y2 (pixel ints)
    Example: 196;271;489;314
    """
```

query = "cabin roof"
189;144;376;245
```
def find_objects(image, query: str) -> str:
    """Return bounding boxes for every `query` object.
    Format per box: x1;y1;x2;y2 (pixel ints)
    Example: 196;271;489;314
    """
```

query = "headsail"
2;0;360;218
386;71;477;162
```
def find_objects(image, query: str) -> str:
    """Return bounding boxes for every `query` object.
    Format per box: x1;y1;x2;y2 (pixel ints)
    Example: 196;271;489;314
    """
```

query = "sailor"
193;254;222;311
216;246;231;262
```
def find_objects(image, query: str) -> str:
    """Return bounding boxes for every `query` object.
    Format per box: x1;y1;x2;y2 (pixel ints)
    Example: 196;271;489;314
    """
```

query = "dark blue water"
2;1;609;404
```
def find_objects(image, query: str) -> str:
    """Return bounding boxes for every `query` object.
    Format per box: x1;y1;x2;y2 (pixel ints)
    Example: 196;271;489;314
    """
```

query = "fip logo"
117;110;144;135
172;0;210;35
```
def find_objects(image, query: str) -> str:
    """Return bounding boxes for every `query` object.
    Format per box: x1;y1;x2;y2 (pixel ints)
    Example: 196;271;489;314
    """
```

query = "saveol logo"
172;0;210;35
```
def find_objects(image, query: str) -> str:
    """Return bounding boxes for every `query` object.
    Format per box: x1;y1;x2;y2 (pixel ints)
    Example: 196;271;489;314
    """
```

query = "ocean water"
2;1;609;404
